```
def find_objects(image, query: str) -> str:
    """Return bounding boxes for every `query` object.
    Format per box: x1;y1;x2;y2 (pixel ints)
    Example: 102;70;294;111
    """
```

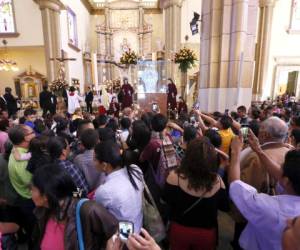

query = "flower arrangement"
104;78;121;93
174;47;197;72
120;49;138;65
50;80;68;96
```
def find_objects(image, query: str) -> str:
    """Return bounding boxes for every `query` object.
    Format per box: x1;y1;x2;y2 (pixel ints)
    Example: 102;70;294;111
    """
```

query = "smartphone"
193;103;200;110
119;221;134;242
190;116;196;124
152;103;159;113
240;127;249;143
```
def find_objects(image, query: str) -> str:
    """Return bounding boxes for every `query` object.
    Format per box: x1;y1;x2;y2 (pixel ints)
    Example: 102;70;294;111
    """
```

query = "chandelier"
0;39;19;72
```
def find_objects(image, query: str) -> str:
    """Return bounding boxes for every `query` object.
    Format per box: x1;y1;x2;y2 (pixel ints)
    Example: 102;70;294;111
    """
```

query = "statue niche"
14;68;47;102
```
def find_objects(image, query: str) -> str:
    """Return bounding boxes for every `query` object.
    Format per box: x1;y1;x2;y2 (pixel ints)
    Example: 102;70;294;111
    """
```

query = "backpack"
151;134;178;188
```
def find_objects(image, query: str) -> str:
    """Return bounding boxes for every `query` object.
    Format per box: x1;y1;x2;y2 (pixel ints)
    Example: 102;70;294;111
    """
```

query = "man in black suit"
3;87;17;117
85;86;93;114
0;94;7;111
39;85;53;117
49;91;57;115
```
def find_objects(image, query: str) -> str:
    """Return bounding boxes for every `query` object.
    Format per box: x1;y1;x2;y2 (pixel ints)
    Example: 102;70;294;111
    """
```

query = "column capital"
160;0;183;9
34;0;65;12
259;0;277;7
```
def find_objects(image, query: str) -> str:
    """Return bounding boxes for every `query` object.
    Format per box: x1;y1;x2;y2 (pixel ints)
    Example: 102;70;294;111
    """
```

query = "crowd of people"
0;85;299;250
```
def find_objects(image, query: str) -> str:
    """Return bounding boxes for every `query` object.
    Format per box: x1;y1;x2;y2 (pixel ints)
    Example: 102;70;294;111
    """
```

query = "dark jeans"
15;197;36;248
86;102;93;113
42;108;50;117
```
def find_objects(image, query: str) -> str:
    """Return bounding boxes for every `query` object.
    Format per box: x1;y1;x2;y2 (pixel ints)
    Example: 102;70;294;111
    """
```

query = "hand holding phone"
119;221;134;243
126;228;161;250
240;127;249;143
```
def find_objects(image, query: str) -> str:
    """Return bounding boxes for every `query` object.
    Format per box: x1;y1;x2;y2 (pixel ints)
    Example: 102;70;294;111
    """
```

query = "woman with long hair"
31;164;117;250
164;138;229;250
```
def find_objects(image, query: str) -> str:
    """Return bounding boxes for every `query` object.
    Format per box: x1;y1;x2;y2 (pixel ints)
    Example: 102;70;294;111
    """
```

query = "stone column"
138;5;144;56
162;0;182;81
35;0;64;83
96;33;101;55
104;6;112;80
252;0;276;100
198;0;259;112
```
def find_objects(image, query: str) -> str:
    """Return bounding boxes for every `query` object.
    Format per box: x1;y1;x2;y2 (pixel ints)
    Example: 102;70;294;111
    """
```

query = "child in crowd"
12;136;51;174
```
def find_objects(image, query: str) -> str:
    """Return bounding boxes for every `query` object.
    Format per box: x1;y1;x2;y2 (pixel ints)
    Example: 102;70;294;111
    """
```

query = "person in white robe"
67;86;84;115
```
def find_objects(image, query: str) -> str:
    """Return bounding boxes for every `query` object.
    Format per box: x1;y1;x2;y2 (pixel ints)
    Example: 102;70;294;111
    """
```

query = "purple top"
230;180;300;250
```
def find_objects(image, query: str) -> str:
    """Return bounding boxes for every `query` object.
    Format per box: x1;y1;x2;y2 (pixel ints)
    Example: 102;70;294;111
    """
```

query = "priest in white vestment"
67;86;84;114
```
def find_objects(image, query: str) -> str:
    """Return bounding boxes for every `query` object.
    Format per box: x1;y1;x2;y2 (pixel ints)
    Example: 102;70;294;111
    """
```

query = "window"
67;7;79;50
288;0;300;33
0;0;16;34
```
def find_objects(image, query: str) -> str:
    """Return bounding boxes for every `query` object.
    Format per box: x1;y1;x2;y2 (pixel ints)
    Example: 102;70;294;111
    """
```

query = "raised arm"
248;130;283;181
167;121;184;133
228;135;243;183
194;110;209;132
199;112;218;127
231;118;241;130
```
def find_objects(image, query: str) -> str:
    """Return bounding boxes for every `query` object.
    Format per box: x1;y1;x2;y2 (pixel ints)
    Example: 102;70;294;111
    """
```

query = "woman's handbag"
76;198;89;250
142;182;166;242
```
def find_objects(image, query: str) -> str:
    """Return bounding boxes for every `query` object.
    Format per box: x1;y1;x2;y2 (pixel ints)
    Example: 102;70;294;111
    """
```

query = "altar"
136;60;168;115
93;0;171;115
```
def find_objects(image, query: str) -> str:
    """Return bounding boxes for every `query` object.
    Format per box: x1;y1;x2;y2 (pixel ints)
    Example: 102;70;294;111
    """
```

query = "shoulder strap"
76;198;89;250
182;190;208;216
143;180;160;212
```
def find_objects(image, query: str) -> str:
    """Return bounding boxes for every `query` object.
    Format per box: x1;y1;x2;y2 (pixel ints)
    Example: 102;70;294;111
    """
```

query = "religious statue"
99;84;110;110
57;62;66;82
120;77;134;109
167;78;177;110
178;96;188;114
120;38;130;53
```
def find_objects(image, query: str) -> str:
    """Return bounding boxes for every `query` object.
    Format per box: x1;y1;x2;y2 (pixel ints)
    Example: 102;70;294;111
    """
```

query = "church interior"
1;1;300;250
0;0;299;112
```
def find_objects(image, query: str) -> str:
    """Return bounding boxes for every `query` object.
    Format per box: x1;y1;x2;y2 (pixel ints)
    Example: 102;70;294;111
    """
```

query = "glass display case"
136;60;169;115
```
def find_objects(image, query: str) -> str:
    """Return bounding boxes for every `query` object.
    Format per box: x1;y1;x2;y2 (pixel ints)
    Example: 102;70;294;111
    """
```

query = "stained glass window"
0;0;16;33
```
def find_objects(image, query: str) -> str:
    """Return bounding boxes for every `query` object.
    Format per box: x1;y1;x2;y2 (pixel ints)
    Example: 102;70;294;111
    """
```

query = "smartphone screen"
152;103;158;112
119;221;134;242
240;127;249;142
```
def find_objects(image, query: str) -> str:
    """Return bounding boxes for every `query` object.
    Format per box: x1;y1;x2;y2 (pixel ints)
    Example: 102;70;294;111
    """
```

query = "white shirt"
94;166;143;233
229;180;300;250
67;91;83;114
120;130;129;143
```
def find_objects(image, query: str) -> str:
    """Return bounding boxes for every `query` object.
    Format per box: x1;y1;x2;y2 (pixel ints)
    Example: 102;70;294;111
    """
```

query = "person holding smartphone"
94;140;144;233
106;228;161;250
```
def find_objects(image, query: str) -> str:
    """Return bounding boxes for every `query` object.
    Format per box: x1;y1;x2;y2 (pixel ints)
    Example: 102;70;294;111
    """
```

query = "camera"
119;221;134;242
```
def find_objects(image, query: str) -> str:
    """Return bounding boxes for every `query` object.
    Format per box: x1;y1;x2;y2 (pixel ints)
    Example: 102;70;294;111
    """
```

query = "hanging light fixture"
0;39;19;72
